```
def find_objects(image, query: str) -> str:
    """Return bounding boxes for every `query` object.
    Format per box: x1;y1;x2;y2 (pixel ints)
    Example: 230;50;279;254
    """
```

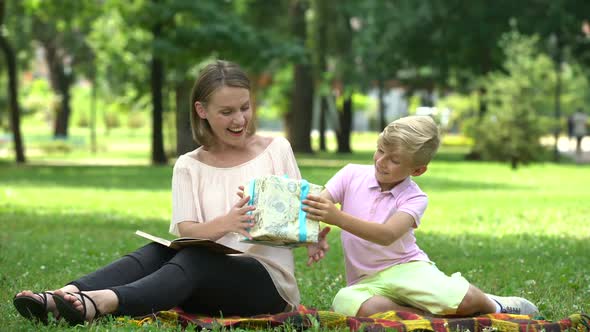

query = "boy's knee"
456;285;491;315
357;296;395;317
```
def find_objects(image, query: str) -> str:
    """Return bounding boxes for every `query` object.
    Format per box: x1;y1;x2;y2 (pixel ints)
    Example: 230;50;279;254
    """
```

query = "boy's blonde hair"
378;115;440;167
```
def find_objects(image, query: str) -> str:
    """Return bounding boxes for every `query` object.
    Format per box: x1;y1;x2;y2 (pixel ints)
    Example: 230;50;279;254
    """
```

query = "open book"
135;230;242;254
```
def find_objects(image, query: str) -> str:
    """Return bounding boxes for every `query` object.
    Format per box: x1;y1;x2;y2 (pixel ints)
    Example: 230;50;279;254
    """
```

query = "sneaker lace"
503;306;521;314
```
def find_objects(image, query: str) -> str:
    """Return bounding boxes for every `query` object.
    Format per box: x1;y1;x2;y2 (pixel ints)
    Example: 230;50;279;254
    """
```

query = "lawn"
1;139;589;330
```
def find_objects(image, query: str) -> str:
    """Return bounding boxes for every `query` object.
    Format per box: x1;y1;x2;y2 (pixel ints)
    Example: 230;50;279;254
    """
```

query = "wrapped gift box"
241;175;323;247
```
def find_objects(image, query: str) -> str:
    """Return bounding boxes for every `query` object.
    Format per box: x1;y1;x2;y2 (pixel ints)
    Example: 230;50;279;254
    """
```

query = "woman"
13;60;330;326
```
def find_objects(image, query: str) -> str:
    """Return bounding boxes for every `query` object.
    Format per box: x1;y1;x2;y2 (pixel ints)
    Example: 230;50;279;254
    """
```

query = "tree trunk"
319;95;328;151
510;156;518;170
553;35;563;163
175;79;197;156
337;93;352;153
287;0;313;153
0;31;26;163
90;77;97;154
336;9;354;154
289;63;314;153
378;77;386;130
466;87;487;160
150;20;168;165
316;0;328;152
42;41;73;138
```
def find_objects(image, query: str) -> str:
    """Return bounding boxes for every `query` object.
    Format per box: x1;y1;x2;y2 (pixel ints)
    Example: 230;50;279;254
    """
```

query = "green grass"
1;136;590;330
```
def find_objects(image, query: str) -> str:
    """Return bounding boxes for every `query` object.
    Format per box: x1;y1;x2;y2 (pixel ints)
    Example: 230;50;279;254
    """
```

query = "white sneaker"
486;294;539;315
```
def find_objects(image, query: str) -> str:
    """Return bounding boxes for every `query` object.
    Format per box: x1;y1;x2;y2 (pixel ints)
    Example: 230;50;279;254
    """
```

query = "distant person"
567;114;574;140
572;109;588;155
303;116;539;317
13;60;330;326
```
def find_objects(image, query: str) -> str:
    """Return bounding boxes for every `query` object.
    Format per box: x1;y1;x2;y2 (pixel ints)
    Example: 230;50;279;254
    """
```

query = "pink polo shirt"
326;164;431;285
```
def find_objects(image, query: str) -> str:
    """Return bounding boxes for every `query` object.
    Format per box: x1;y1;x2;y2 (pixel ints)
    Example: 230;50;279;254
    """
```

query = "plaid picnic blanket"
123;305;590;332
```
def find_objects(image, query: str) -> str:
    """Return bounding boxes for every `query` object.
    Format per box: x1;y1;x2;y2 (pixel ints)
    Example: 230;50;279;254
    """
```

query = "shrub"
77;112;90;128
104;111;121;130
471;31;553;169
127;111;146;129
38;140;74;154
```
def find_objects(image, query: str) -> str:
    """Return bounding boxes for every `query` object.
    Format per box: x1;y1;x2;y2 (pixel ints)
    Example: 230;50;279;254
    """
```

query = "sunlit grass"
1;126;589;330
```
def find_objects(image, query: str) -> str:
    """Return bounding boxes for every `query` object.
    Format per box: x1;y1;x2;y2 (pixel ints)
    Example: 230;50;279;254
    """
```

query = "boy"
303;116;538;317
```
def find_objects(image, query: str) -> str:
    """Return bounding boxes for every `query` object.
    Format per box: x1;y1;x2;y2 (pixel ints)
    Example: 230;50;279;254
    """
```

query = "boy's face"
373;145;425;191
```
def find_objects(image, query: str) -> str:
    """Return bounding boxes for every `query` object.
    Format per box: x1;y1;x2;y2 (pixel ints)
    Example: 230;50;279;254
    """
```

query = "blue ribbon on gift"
298;179;309;242
247;178;257;208
246;178;256;229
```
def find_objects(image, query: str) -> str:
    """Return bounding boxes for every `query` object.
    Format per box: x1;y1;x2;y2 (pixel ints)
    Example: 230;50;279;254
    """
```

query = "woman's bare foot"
53;289;118;325
14;290;58;318
14;285;79;322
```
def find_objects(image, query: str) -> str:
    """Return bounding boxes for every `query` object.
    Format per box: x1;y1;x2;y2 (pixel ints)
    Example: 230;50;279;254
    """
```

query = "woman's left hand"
306;226;331;266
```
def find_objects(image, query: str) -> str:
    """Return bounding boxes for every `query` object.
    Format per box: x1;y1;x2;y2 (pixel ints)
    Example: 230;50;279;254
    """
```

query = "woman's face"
196;86;252;148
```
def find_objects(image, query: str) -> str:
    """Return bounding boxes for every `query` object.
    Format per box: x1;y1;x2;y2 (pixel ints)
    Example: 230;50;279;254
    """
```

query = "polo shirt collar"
368;169;412;196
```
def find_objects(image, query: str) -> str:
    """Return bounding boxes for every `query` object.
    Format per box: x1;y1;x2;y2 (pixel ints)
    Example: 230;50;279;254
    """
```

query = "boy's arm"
304;190;415;246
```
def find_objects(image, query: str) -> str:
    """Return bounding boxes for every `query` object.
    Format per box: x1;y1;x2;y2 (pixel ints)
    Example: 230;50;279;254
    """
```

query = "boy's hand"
306;226;331;266
303;194;341;226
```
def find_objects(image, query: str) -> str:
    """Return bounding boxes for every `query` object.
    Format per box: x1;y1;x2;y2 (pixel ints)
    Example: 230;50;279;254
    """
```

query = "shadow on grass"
297;146;470;164
1;159;528;194
299;166;528;192
415;175;529;191
0;164;172;190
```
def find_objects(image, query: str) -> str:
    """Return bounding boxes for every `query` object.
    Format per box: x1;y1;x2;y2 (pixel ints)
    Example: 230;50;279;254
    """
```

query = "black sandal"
13;291;55;325
53;291;101;326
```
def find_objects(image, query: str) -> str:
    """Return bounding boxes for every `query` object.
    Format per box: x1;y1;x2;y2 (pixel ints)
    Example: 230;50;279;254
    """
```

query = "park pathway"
556;137;590;164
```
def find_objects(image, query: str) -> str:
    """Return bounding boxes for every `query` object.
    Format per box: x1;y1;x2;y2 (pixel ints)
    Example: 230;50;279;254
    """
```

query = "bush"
471;31;554;169
38;140;74;154
77;112;90;128
104;111;121;130
127;112;146;129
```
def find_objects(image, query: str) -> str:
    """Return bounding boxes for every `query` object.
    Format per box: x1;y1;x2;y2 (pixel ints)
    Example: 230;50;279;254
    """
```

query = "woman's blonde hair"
378;115;440;167
189;60;255;147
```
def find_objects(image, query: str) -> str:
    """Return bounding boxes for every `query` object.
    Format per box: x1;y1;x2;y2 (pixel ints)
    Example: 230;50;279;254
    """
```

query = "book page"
135;230;242;254
135;230;172;247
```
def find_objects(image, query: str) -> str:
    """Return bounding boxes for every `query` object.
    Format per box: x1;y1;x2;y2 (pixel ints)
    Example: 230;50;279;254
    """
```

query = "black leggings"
68;243;287;317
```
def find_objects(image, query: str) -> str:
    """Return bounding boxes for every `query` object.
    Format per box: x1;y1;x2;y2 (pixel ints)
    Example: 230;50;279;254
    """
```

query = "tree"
286;0;314;153
331;3;359;153
472;32;552;169
150;0;167;165
90;1;301;161
514;1;590;161
311;0;330;151
354;0;409;129
0;0;25;163
24;0;99;138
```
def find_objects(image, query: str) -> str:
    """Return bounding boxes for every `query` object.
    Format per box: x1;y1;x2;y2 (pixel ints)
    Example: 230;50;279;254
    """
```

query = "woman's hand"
218;195;256;239
306;226;331;266
303;194;341;226
236;185;246;199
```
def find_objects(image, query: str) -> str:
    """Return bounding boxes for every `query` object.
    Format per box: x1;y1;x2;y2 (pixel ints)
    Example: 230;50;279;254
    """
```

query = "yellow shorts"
332;261;470;316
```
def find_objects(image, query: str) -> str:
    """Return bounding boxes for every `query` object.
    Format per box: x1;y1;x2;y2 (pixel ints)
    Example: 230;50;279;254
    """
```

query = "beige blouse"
169;136;301;311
